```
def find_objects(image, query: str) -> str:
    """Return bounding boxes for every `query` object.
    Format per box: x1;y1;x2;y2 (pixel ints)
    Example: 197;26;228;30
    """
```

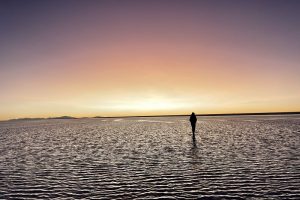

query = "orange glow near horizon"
1;1;300;120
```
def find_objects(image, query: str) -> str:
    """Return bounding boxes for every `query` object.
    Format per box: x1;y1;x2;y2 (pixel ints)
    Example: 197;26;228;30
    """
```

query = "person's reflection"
190;136;199;161
192;137;197;148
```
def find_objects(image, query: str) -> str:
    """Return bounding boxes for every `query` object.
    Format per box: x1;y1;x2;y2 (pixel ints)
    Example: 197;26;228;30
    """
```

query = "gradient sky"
1;0;300;120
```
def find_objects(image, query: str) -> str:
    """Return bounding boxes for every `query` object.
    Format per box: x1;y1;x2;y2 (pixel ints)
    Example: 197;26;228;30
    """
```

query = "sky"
0;0;300;120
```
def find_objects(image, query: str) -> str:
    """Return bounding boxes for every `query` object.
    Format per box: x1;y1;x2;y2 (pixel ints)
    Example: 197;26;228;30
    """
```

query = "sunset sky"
1;0;300;120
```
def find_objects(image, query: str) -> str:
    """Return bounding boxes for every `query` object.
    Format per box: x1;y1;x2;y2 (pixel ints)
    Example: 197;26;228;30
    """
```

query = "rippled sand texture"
0;115;299;199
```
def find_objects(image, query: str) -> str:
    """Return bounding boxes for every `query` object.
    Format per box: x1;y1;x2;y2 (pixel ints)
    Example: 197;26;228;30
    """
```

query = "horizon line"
94;111;300;118
3;111;300;122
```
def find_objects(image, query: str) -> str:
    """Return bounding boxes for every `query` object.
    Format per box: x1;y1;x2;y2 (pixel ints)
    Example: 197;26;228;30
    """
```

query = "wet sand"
0;115;299;199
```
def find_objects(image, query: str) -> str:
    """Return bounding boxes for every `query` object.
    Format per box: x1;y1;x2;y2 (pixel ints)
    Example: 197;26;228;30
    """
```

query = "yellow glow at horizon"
106;98;188;111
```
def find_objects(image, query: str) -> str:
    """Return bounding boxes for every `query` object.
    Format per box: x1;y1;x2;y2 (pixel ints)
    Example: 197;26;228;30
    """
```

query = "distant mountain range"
8;116;78;121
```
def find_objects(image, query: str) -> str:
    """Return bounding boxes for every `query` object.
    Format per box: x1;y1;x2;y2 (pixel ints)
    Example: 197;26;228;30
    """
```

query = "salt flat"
0;115;299;199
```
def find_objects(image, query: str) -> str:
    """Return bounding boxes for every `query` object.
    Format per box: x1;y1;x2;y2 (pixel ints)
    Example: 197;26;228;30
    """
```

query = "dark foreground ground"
0;115;299;199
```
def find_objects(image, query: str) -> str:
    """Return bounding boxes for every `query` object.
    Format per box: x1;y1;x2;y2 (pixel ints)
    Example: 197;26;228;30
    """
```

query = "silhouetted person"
190;112;197;140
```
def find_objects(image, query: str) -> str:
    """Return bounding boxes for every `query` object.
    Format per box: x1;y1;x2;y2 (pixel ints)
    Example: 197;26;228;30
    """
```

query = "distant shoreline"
2;112;300;122
94;112;300;118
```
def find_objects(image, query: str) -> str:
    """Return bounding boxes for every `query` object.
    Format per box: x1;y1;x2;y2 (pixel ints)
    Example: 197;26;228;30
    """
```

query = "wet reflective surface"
0;115;299;199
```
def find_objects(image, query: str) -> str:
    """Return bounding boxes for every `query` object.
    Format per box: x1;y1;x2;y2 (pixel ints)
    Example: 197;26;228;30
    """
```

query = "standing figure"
190;112;197;140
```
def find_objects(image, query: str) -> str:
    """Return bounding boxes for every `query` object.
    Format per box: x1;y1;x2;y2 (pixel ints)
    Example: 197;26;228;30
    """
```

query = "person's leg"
192;123;196;133
192;123;196;140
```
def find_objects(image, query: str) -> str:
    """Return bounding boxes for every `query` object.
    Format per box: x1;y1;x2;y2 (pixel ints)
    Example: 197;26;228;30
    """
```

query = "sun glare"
112;98;185;111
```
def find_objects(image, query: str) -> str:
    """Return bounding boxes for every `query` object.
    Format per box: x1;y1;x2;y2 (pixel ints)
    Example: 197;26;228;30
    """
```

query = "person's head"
192;112;195;115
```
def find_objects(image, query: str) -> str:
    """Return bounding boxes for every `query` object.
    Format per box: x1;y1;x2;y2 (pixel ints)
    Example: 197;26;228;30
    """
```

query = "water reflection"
192;137;197;148
189;137;200;161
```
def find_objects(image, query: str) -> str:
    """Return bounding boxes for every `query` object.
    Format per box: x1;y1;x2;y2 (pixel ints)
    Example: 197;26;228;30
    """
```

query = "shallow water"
0;115;299;199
